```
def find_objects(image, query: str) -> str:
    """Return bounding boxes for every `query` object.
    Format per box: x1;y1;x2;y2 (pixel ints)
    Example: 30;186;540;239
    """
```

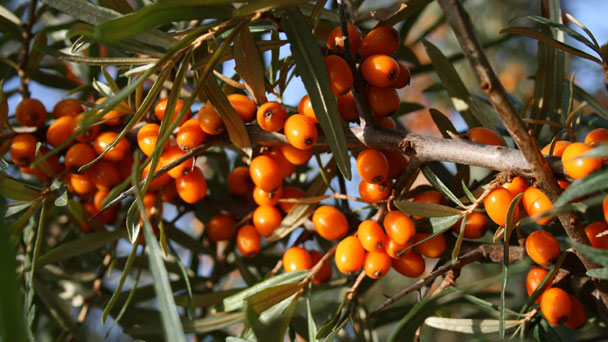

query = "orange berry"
93;131;130;162
503;176;528;197
137;123;164;157
312;205;348;241
160;146;193;179
360;26;400;58
359;180;390;203
385;238;412;259
540;288;571;325
263;146;295;179
71;113;99;143
525;230;560;266
249;155;282;192
584;128;608;146
326;24;362;54
362;54;400;87
154;98;191;126
93;190;110;211
46;116;74;148
604;194;608;224
325;55;353;96
283;246;312;272
176;118;207;150
337;91;359;122
96;97;124;126
584;221;608;249
374;115;396;129
253;186;282;207
227;166;254;196
309;250;332;284
392;251;425;278
335;236;365;274
117;153;134;181
236;224;261;258
364;250;391;279
198;103;225;135
176;167;207;204
206;214;237;242
383;210;415;245
522;186;554;225
142;162;171;191
453;212;488;239
541;140;571;157
412;190;443;219
564;294;587;329
391;62;411;89
526;267;551;303
252;205;282;237
562;142;601;179
69;172;96;196
257;101;288;132
357;220;387;252
382;150;408;179
413;233;446;258
52;99;83;118
89;160;120;191
466;127;502;146
16;98;46;127
65;143;96;170
161;180;178;203
483;187;515;226
284;114;318;150
365;85;399;116
10;134;38;167
357;149;389;184
280;144;313;165
298;95;318;124
279;186;304;214
227;94;257;123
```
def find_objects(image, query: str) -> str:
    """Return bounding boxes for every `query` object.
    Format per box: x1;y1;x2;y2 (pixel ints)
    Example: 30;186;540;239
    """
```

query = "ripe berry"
360;26;400;58
364;250;392;279
198;103;225;135
68;172;96;196
96;97;124;126
526;267;551;303
382;150;408;179
325;55;353;96
413;233;446;258
65;143;96;170
356;149;389;184
236;224;261;258
257;101;287;132
46;116;74;148
263;146;295;179
279;186;304;213
89;160;120;191
522;186;554;225
227;166;254;196
385;238;412;259
137;123;165;157
227;94;257;123
383;210;415;245
253;186;282;207
118;153;134;182
564;294;587;329
359;180;390;203
252;205;283;237
142;162;171;191
160;146;193;179
176;118;206;150
10;133;38;167
312;205;348;241
176;168;207;204
374;115;396;129
249;155;282;192
309;250;332;284
358;220;387;252
93;190;111;212
298;95;318;124
23;146;61;181
335;236;365;274
584;221;608;249
361;54;400;87
206;214;237;242
453;212;488;239
283;246;312;272
93;131;130;162
502;176;528;197
483;187;515;226
540;287;571;325
154;98;191;126
604;194;608;224
280;144;313;165
584;127;608;147
562;142;601;179
326;24;362;54
52;99;83;118
16;98;46;127
391;62;411;89
337;91;359;122
392;251;425;278
525;230;560;266
365;85;399;116
412;190;443;219
284;114;318;150
541;140;571;157
71;113;100;143
161;180;178;203
466;127;502;146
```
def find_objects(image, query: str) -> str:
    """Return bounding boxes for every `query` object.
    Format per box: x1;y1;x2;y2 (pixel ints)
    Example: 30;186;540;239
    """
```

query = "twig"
17;0;38;98
76;251;112;324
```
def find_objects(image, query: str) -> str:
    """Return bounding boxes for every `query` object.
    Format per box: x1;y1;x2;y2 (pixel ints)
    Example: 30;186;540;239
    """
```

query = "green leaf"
514;15;600;53
36;44;157;65
246;292;300;342
424;317;520;334
126;312;245;335
306;293;317;342
102;238;139;324
566;239;608;267
427;215;462;233
26;30;47;76
586;267;608;279
451;215;466;263
247;283;304;315
571;82;608;120
0;8;22;40
282;8;351;180
0;172;42;201
125;201;140;244
0;220;26;342
381;0;433;26
387;295;441;341
501;192;522;337
421;166;466;209
234;27;268;104
99;0;133;14
554;169;608;207
429;108;458;139
50;179;67;207
319;316;349;342
175;288;243;308
533;317;563;342
234;0;313;18
395;200;464;218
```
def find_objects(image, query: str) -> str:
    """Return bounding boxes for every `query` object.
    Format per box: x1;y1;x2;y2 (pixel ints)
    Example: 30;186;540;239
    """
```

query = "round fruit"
279;186;304;214
540;288;571;325
385;238;412;259
392;251;425;278
309;250;332;284
413;233;446;258
522;186;554;225
236;225;261;258
502;176;528;197
206;214;237;242
466;127;502;146
361;54;400;87
283;246;312;272
252;205;282;237
360;26;400;58
412;190;443;219
335;236;365;274
280;144;313;165
564;294;587;329
584;128;608;146
365;85;400;116
584;221;608;249
96;97;124;126
298;95;318;124
357;220;387;252
176;118;206;150
227;94;257;123
46;116;74;148
52;99;83;118
604;194;608;224
359;180;390;203
374;115;396;129
325;55;353;96
526;267;552;301
253;186;282;207
312;206;348;241
257;101;287;132
326;24;362;54
284;114;318;150
69;172;96;196
483;187;515;226
356;149;389;184
364;250;391;279
93;131;130;162
137;123;166;157
383;210;415;245
176;168;207;204
16;98;46;127
160;146;193;179
263;146;295;179
10;134;38;167
89;160;120;191
337;91;359;122
525;230;560;266
249;155;282;192
562;142;601;179
392;62;411;88
198;103;225;135
71;113;100;143
541;140;571;157
154;98;191;126
227;166;254;196
382;150;408;179
453;212;488;239
65;143;96;170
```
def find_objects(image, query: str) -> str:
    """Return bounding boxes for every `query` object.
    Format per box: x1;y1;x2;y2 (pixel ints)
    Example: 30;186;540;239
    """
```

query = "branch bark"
17;0;38;98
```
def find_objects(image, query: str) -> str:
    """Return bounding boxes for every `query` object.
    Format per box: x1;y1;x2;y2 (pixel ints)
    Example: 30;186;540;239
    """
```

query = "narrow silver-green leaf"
234;27;268;104
395;200;464;218
421;166;466;209
0;172;42;201
424;317;519;334
554;169;608;207
586;267;608;279
566;239;608;267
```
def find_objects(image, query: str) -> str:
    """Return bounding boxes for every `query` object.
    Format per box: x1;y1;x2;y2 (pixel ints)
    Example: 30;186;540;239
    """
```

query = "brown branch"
17;0;38;98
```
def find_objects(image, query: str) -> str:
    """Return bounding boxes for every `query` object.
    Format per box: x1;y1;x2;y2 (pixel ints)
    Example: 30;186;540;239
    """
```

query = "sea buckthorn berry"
564;295;587;329
16;98;46;127
252;205;283;237
298;95;318;124
382;150;408;179
96;97;124;126
53;99;83;118
65;143;96;170
526;230;560;266
540;288;571;325
176;167;207;204
466;127;502;146
283;246;312;272
236;225;261;258
357;149;389;184
176;118;207;150
374;115;396;129
359;180;390;203
253;186;282;207
90;160;120;191
69;172;96;195
584;128;608;146
117;153;134;181
325;55;353;96
309;250;332;284
360;26;401;58
142;192;160;220
263;146;295;179
604;194;608;224
453;212;488;239
160;146;193;179
154;98;191;126
227;166;254;196
280;144;313;166
412;190;443;219
392;62;411;88
284;114;318;150
562;142;601;179
249;155;282;192
362;54;400;87
327;24;362;54
365;85;400;116
71;113;100;143
312;205;348;241
503;176;528;197
22;147;61;181
93;131;130;162
161;180;178;203
257;101;287;132
10;134;38;167
584;221;608;249
93;190;110;211
46;116;74;148
483;187;515;226
364;250;392;279
541;140;571;157
227;94;257;123
142;162;171;191
358;220;387;252
392;251;425;278
279;186;304;213
522;186;554;225
206;214;237;242
335;236;365;274
385;238;412;259
383;210;416;245
337;91;359;122
137;123;164;157
526;267;551;302
413;233;446;258
198;103;225;135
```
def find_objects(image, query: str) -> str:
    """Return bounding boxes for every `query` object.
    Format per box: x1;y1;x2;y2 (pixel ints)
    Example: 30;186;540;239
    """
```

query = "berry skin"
412;190;443;219
502;176;528;197
356;149;389;184
283;246;312;272
309;250;332;284
142;162;171;191
227;166;254;196
541;140;571;157
298;95;318;124
154;98;191;126
540;288;571;325
68;172;96;196
161;180;178;204
382;150;408;179
522;186;554;225
176;168;207;204
584;127;608;146
176;118;206;151
159;146;193;179
335;236;365;274
257;101;288;132
249;155;282;192
365;85;400;116
584;221;608;249
52;99;83;118
364;250;392;279
227;94;257;123
361;54;400;87
526;267;551;303
284;114;318;150
358;220;387;252
564;294;587;329
96;97;124;126
413;233;446;258
383;210;416;245
10;134;38;167
253;186;282;207
604;194;608;224
385;238;412;259
236;225;261;258
392;62;411;89
93;131;130;162
252;205;282;237
312;205;348;241
325;55;353;96
198;103;225;135
360;26;401;58
263;146;295;179
206;214;237;242
71;113;100;143
137;123;166;157
374;115;396;129
466;127;502;146
326;24;362;54
279;186;304;214
483;187;515;226
89;160;120;191
16;98;46;127
452;212;488;239
46;116;74;148
392;251;425;278
525;230;560;266
359;180;390;203
280;144;313;165
337;91;359;122
65;143;96;170
562;142;601;180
